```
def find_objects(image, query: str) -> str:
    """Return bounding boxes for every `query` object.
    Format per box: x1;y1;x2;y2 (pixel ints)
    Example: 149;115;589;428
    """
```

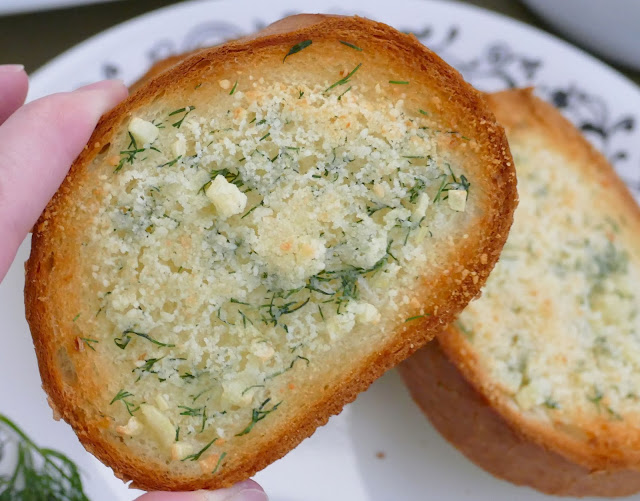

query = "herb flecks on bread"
89;75;471;463
400;88;640;497
456;108;638;424
25;14;516;490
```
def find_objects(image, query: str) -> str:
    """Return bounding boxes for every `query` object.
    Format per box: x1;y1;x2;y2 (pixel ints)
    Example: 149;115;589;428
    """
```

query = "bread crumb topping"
85;78;471;462
459;140;639;423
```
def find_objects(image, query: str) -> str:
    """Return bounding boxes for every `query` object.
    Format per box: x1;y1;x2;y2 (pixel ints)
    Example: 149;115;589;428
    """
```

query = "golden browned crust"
129;53;196;93
24;14;516;490
129;15;344;93
398;88;640;497
399;343;640;497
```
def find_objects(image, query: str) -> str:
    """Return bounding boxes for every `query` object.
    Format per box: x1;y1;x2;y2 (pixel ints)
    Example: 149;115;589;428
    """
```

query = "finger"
0;65;28;125
0;79;128;281
136;480;268;501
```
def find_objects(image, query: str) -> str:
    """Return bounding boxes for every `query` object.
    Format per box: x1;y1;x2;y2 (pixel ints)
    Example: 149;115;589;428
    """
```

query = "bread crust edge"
24;14;517;491
399;342;640;497
399;88;640;496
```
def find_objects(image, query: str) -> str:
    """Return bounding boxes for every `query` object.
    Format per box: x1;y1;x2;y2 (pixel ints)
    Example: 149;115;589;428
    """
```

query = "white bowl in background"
0;0;117;16
522;0;640;70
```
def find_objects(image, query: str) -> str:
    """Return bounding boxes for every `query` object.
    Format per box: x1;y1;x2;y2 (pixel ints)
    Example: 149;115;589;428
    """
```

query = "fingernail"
0;64;25;73
75;79;128;113
76;79;126;92
226;489;268;501
199;480;268;501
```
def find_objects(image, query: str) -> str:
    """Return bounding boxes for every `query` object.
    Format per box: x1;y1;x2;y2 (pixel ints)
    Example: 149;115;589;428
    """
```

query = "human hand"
0;64;267;501
135;481;267;501
0;65;128;281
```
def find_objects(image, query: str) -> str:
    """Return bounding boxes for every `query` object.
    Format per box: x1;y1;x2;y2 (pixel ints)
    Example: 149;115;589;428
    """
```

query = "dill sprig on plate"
0;414;90;501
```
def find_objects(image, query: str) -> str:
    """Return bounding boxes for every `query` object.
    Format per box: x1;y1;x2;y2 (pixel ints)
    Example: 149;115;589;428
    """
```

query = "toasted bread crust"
399;343;640;497
400;88;640;496
24;15;516;490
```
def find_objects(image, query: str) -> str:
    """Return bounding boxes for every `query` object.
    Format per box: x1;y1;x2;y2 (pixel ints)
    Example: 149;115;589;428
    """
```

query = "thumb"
0;79;127;281
135;481;268;501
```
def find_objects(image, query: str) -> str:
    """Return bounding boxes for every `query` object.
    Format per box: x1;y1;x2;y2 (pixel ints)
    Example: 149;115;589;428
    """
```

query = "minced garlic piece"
128;117;158;145
205;175;247;218
448;189;467;212
139;404;174;447
116;416;142;436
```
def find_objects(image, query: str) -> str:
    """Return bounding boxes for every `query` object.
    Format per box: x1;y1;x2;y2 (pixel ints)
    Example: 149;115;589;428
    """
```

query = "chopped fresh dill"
419;109;429;115
114;146;145;173
157;155;182;168
325;63;362;93
456;320;473;341
0;414;90;501
408;178;426;203
235;398;282;436
405;314;429;323
607;407;623;421
238;310;253;328
389;80;409;85
72;313;80;322
132;357;164;380
110;389;132;404
79;338;98;351
283;39;312;62
432;166;470;203
298;90;304;99
366;201;392;216
191;388;213;403
169;106;195;128
109;389;138;416
114;329;175;350
168;106;191;116
432;175;448;203
181;438;217;461
587;387;604;412
266;355;310;380
446;130;471;141
212;452;227;474
260;296;310;327
337;85;352;101
259;132;271;141
543;398;559;409
200;408;207;433
178;405;204;417
229;80;238;95
198;167;243;195
241;384;265;396
339;40;362;51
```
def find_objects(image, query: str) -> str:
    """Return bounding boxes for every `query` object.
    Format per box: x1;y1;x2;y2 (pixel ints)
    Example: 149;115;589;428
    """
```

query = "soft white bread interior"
400;88;640;497
25;15;516;490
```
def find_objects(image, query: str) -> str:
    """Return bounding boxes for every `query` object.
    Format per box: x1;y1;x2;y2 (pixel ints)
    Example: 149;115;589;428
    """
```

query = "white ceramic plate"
3;1;640;500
